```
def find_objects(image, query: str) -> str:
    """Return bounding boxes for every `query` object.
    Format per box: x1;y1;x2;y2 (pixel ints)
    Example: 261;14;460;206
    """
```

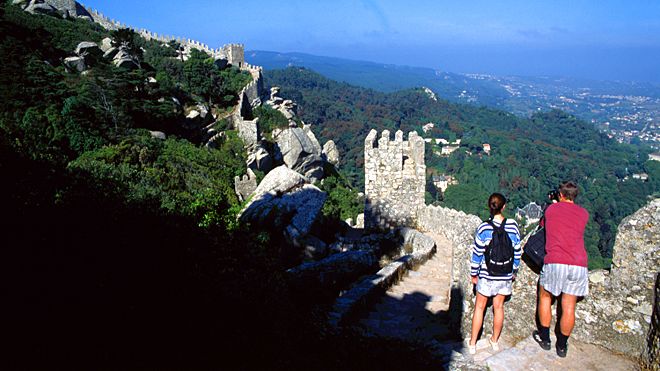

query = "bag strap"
488;217;506;230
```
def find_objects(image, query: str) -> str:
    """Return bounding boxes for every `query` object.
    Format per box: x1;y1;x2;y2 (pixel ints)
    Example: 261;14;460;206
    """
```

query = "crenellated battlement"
81;3;247;67
364;129;426;230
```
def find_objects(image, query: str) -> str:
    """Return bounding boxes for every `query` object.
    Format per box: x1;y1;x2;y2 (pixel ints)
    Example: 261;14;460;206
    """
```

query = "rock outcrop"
322;140;339;165
16;0;92;19
274;126;325;182
63;56;85;72
234;168;258;202
267;87;297;120
239;165;327;243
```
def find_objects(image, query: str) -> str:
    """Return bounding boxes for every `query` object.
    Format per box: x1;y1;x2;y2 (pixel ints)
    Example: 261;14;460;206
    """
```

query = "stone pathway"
355;231;639;370
483;333;638;371
358;233;453;342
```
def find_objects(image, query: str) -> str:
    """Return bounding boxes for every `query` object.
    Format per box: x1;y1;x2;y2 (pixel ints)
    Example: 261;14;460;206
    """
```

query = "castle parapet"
364;129;426;230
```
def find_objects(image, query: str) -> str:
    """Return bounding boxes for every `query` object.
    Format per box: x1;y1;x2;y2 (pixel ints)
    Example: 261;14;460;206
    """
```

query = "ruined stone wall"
82;4;245;64
364;129;425;230
418;199;660;362
417;204;482;334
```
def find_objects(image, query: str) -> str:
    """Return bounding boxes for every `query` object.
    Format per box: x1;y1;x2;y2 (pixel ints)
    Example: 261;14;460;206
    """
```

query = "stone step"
481;334;638;371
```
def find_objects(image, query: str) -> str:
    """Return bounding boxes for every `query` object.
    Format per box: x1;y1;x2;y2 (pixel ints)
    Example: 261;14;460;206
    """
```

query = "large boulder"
322;140;340;165
234;168;258;203
246;145;273;173
75;41;100;56
275;126;325;181
75;41;102;65
240;165;327;242
63;56;85;72
113;50;139;69
22;0;91;19
99;38;113;53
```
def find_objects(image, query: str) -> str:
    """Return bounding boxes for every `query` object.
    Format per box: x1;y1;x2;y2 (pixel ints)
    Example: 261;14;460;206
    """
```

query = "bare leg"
491;294;505;342
538;285;553;328
559;293;578;336
470;292;489;345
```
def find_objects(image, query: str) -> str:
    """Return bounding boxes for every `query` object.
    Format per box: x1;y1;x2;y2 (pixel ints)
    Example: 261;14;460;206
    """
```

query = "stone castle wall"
80;2;265;145
417;199;660;362
81;4;246;66
364;129;426;230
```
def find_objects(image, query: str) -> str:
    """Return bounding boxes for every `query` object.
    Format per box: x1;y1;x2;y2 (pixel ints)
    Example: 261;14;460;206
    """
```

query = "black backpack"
484;218;514;276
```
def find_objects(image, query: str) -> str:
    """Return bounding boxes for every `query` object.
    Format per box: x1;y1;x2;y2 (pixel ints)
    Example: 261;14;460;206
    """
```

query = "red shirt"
544;202;589;267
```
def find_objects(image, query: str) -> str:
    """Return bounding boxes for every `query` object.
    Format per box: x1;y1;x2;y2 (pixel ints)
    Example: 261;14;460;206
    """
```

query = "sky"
80;0;660;83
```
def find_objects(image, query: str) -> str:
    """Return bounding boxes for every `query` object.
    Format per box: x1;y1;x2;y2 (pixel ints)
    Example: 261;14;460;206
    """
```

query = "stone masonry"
364;129;425;230
416;198;660;364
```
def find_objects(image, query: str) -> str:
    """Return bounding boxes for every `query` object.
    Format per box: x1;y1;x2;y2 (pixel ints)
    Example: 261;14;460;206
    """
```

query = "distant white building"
432;174;457;193
422;122;435;133
516;202;544;226
632;173;649;181
483;143;491;155
649;153;660;162
441;145;460;156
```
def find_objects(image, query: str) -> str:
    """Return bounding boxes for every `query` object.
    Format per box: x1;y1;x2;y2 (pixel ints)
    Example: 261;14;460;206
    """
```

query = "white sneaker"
488;337;500;351
466;339;477;355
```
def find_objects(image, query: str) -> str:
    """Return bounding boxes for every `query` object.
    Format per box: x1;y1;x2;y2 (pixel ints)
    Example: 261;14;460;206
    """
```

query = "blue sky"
80;0;660;82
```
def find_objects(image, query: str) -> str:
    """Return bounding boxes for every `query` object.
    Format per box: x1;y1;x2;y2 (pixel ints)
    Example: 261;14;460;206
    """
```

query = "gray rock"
64;56;85;72
99;37;113;53
246;145;272;173
234;168;258;202
75;41;100;57
113;50;139;69
287;250;379;292
25;2;58;15
149;131;166;140
23;0;91;19
275;127;325;181
240;165;326;242
302;235;328;260
186;110;200;120
355;213;365;228
196;104;209;119
102;46;119;60
322;140;340;165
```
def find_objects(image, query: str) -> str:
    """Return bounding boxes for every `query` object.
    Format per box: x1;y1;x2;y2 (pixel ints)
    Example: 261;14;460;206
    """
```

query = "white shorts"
540;263;589;297
476;278;512;297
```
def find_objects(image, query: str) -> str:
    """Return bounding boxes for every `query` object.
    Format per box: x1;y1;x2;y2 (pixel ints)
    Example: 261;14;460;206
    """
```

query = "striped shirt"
470;218;522;281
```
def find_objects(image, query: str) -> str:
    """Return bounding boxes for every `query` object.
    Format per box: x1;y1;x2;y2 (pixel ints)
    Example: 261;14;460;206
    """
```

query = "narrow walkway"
355;232;639;370
482;333;638;371
358;233;453;342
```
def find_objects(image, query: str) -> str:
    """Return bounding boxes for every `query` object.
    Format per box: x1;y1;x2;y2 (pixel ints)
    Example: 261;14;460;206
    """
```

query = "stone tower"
221;44;245;68
364;129;426;230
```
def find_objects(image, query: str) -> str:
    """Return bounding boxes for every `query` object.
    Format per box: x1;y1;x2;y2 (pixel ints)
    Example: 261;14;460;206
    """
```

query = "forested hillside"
266;67;660;269
0;3;439;369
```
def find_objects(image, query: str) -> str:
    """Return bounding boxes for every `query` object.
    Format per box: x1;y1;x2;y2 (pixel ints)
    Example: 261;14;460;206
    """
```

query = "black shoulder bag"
523;217;546;268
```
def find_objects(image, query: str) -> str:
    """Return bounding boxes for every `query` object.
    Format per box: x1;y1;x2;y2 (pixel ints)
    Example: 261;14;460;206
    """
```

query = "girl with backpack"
467;193;522;355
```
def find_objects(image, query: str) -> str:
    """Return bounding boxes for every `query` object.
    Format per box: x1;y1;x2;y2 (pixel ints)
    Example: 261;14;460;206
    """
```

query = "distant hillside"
249;50;660;149
247;50;508;104
265;67;660;269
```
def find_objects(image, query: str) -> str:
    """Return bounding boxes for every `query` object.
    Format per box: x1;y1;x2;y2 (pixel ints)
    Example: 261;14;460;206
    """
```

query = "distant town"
459;74;660;150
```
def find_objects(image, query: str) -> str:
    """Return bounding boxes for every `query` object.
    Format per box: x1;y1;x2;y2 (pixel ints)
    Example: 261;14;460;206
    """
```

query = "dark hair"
488;193;507;216
559;180;579;201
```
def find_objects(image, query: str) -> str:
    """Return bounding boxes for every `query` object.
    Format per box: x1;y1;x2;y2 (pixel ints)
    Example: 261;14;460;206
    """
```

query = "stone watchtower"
364;129;426;230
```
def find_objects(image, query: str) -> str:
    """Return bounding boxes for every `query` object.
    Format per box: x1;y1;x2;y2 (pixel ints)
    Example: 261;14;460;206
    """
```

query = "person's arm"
470;224;487;281
511;220;522;274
